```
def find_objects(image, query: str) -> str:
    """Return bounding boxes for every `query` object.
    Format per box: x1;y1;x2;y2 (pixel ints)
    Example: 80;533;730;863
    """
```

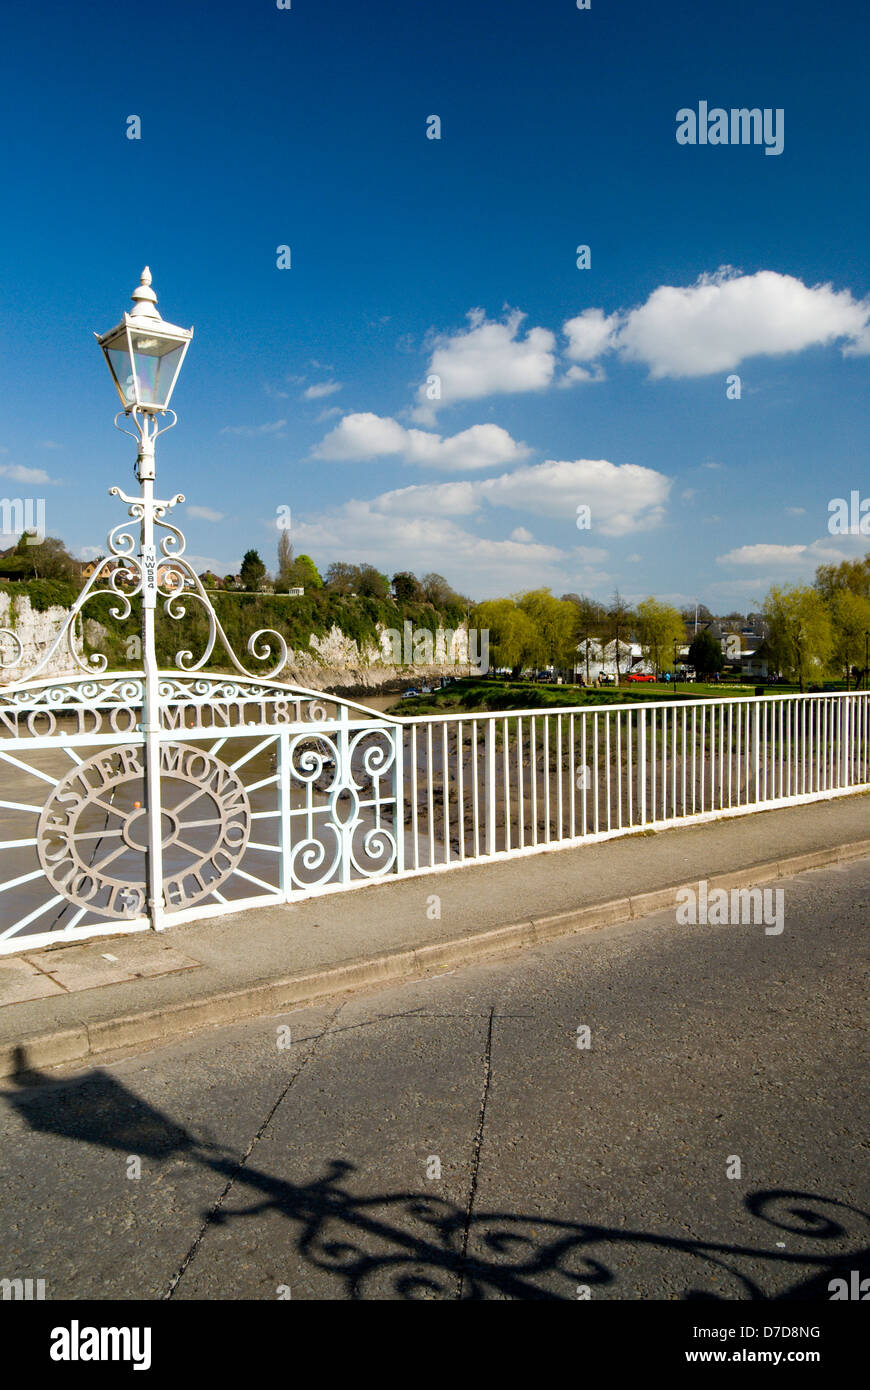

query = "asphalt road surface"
1;857;867;1300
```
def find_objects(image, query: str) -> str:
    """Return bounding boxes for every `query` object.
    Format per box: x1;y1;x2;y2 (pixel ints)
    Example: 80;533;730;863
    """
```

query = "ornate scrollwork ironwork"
0;482;288;684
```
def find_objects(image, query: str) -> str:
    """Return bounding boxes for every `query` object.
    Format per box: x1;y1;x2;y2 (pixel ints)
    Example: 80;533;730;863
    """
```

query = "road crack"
456;1005;494;1299
162;999;346;1299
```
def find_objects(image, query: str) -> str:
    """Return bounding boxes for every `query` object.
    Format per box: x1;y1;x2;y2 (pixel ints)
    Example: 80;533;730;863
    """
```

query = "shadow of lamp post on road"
3;1049;869;1301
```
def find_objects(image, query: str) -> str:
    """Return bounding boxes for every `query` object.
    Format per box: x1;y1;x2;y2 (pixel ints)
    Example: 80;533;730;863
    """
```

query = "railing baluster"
411;724;419;870
427;722;435;867
557;713;563;840
569;711;576;839
518;715;525;850
593;710;599;835
471;719;479;858
503;716;510;853
457;719;464;861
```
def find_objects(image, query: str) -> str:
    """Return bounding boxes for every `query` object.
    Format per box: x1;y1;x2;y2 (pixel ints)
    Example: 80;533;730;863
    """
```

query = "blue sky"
1;0;868;610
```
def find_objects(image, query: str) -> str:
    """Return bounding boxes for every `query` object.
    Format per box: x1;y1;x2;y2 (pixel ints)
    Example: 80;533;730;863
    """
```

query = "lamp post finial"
130;267;159;319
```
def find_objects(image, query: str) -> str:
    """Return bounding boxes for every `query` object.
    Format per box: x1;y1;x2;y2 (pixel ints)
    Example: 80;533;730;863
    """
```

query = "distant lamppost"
673;639;679;695
795;624;805;693
95;268;193;922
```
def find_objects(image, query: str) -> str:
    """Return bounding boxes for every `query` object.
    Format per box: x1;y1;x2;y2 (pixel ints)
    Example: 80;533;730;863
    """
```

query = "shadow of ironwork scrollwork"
4;1056;868;1301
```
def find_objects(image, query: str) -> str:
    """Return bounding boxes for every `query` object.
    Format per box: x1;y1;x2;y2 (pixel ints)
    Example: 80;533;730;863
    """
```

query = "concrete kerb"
2;836;869;1080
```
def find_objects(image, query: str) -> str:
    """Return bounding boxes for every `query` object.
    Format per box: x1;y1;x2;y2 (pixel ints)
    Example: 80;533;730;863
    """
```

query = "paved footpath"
0;854;866;1300
0;794;868;1075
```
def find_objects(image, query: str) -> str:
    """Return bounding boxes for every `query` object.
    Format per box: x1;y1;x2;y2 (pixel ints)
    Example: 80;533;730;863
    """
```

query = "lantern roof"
96;268;193;347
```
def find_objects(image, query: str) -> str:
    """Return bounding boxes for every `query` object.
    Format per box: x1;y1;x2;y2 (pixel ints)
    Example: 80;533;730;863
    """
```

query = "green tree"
392;571;422;604
276;530;294;588
516;589;576;671
324;561;356;595
239;548;267;591
421;572;461;608
636;597;685;676
814;551;870;601
473;598;537;676
605;590;634;684
286;553;322;590
563;594;606;683
829;588;870;688
0;534;78;582
687;629;725;679
355;563;390;600
763;584;833;691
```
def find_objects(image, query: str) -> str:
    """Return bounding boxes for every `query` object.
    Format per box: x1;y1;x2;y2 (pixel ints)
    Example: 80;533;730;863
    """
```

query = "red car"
626;672;656;682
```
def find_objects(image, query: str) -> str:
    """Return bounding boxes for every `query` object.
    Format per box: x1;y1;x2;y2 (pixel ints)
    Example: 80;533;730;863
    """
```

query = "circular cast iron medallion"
38;742;251;917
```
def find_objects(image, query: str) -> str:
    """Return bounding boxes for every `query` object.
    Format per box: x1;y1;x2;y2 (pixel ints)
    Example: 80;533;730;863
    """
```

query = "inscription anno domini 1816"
0;696;327;739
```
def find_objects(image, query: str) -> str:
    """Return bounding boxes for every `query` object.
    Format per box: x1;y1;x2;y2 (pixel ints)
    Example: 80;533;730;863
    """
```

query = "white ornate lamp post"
0;270;288;933
94;269;194;924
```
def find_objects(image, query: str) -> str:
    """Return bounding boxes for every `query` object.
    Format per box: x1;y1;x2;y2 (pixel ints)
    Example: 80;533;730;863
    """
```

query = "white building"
574;638;652;683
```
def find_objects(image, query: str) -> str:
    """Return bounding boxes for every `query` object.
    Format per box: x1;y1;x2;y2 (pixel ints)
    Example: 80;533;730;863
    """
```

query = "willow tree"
763;585;833;691
635;597;685;677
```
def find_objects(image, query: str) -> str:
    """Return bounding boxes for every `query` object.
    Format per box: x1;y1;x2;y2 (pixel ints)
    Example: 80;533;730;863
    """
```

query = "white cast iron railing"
0;672;866;955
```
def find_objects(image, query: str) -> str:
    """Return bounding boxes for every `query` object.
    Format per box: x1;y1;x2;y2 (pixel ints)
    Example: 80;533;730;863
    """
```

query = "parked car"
626;672;656;682
401;688;419;699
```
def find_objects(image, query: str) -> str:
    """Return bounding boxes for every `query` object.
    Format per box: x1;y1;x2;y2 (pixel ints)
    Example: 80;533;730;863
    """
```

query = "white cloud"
786;506;806;516
681;488;697;501
717;533;870;573
365;480;478;517
313;412;529;472
303;380;342;400
843;323;870;357
413;308;556;421
717;544;809;567
187;505;225;522
292;505;567;597
221;419;287;436
477;458;671;536
558;270;870;382
310;432;669;536
563;308;620;362
314;413;406;459
0;463;58;485
615;268;870;378
559;363;607;387
286;470;627;596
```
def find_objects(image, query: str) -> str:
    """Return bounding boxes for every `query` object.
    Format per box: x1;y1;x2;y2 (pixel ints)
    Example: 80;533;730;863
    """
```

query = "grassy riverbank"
387;676;836;716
